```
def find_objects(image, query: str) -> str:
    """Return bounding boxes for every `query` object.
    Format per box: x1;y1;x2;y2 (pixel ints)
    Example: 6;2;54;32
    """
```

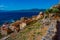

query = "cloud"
0;5;7;10
0;5;5;8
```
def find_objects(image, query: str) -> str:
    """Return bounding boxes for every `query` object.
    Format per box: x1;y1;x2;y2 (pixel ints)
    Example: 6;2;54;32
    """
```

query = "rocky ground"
5;17;59;40
52;20;60;40
0;17;60;40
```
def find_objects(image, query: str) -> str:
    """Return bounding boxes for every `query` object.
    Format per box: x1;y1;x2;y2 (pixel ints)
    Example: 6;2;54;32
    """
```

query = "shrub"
0;33;2;39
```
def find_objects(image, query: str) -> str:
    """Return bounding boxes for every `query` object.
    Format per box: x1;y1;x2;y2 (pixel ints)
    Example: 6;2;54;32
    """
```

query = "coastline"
0;11;40;25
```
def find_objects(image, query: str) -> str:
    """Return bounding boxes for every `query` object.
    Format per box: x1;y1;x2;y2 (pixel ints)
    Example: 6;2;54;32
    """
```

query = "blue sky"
0;0;59;10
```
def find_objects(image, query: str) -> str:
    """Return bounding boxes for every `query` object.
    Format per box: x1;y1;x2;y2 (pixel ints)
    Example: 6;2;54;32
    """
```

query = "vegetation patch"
0;33;2;39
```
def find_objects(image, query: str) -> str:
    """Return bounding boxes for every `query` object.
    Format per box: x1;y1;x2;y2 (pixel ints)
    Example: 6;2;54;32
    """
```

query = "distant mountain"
0;10;4;11
0;10;8;12
11;9;46;12
0;9;46;13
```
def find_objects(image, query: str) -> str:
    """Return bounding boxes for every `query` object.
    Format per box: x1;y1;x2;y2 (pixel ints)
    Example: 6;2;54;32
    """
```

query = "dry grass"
6;19;50;40
9;21;49;40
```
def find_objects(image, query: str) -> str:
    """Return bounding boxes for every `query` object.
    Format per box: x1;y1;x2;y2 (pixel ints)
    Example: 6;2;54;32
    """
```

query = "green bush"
45;8;60;13
0;33;2;39
52;8;60;13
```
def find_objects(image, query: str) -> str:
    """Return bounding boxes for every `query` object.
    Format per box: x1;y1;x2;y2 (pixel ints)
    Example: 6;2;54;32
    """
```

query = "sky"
0;0;59;10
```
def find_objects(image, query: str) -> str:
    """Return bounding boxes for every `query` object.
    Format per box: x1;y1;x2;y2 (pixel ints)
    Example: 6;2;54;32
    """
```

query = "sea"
0;11;40;25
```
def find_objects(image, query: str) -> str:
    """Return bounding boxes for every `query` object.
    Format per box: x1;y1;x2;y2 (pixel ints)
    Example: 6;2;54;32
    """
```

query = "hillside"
0;4;60;40
6;15;58;40
7;5;60;40
6;19;50;40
